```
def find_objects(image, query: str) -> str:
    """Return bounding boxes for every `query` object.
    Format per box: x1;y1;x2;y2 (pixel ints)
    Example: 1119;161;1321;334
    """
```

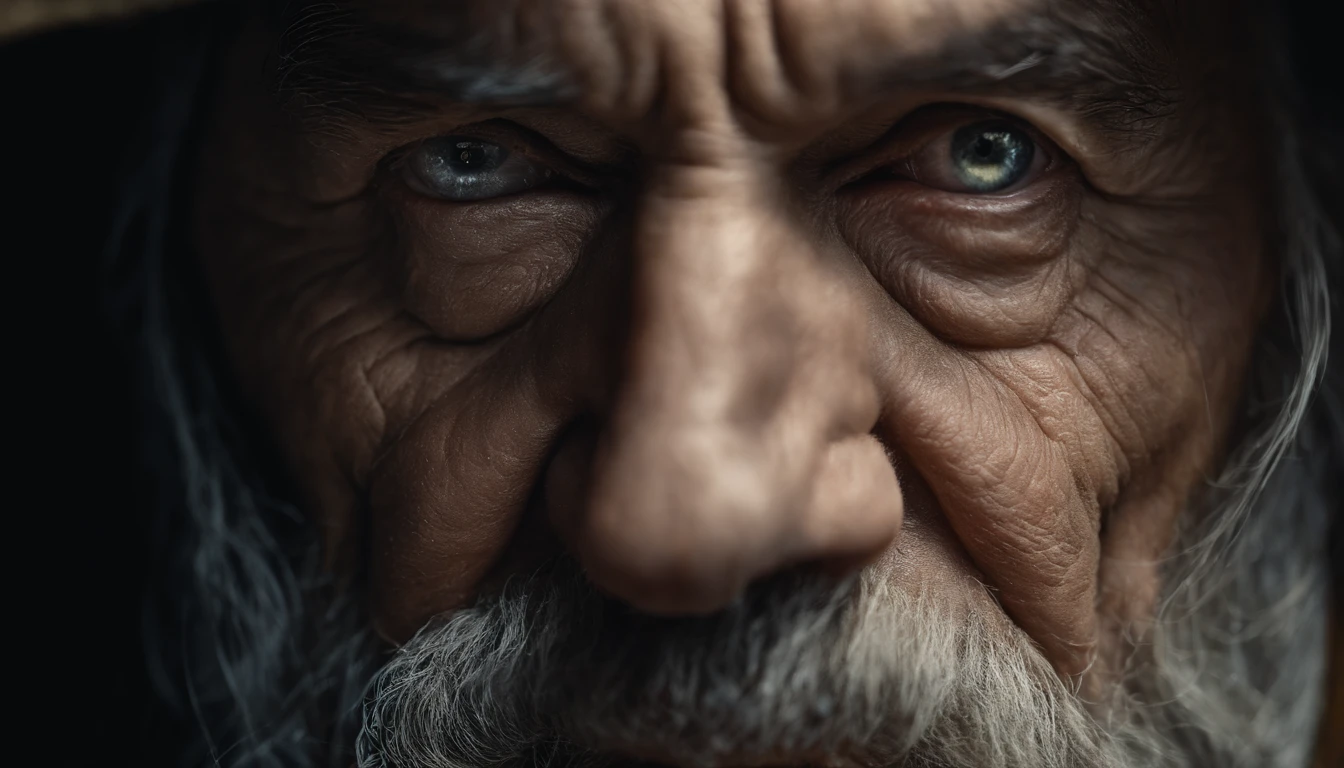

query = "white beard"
355;560;1165;768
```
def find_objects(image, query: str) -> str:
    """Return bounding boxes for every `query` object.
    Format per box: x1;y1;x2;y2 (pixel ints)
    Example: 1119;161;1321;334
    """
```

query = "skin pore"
191;0;1274;762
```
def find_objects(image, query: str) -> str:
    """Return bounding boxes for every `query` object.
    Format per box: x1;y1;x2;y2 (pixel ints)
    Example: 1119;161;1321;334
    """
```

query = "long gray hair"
112;8;377;767
116;2;1341;767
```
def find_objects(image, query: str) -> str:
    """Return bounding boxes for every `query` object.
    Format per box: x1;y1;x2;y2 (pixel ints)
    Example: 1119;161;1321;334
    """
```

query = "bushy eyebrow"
270;2;576;131
882;7;1180;142
270;1;1179;143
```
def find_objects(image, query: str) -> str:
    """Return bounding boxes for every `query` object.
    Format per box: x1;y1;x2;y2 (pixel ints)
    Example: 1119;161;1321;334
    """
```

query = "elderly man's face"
194;0;1271;764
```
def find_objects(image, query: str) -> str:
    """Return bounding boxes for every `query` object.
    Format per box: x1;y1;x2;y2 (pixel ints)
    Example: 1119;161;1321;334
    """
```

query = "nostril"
568;430;902;617
543;421;740;614
590;434;801;607
574;517;758;616
801;434;905;563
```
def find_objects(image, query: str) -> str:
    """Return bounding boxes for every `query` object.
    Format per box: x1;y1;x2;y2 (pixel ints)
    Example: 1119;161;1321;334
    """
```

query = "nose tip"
565;427;905;616
546;168;904;615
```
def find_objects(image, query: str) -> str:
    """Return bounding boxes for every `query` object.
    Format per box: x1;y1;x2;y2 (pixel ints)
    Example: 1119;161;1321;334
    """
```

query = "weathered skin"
193;0;1269;697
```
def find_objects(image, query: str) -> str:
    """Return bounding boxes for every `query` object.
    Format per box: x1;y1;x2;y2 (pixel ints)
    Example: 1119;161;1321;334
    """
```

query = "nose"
550;152;904;615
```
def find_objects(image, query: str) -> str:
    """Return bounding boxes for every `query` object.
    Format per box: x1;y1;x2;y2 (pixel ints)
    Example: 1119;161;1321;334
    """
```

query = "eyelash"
389;105;1065;203
833;105;1061;195
383;120;606;197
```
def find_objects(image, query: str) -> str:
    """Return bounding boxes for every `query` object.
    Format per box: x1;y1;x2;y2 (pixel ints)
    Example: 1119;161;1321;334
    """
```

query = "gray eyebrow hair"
271;2;577;133
875;6;1181;141
271;1;1179;142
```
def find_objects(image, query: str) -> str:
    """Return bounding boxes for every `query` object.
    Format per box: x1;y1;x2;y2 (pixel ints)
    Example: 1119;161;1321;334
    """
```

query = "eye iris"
950;122;1034;192
402;135;553;202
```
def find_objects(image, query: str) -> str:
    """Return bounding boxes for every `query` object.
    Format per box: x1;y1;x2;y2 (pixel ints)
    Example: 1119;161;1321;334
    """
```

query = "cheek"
196;198;491;549
1051;197;1269;465
838;168;1084;347
390;188;604;340
840;172;1266;676
198;179;615;574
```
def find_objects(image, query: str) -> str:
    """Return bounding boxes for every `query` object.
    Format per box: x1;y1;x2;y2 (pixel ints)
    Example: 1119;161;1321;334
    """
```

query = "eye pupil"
972;136;996;160
402;134;552;202
950;121;1034;192
450;140;505;171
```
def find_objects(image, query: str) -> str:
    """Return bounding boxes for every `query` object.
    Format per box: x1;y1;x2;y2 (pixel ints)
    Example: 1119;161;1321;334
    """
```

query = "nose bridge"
551;144;900;615
627;152;784;417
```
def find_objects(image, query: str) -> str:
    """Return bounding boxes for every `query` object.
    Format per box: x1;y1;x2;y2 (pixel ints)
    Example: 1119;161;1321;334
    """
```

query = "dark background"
7;9;188;765
4;1;1339;765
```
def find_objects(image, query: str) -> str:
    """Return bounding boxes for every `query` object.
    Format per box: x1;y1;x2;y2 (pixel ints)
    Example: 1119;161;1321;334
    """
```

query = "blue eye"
401;137;553;201
949;121;1034;192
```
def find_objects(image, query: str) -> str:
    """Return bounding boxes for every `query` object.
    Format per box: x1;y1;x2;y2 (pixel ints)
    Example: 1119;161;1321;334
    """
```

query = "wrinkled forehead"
274;0;1204;130
344;0;1041;81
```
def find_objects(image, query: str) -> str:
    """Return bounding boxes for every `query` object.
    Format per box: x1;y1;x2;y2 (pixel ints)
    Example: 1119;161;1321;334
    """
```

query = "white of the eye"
405;140;552;200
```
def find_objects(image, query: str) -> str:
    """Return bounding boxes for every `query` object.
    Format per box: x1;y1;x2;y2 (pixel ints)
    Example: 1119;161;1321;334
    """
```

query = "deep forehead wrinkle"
270;0;1180;141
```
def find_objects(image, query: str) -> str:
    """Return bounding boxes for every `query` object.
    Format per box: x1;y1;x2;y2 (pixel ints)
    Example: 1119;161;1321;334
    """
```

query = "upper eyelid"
825;105;1063;189
385;119;614;190
385;107;1070;196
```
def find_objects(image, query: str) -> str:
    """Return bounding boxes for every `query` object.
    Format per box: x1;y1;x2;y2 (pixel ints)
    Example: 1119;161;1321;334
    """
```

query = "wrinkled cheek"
866;454;1006;614
193;213;409;564
837;168;1084;349
828;258;1105;677
233;303;431;568
1051;253;1248;672
362;357;557;638
361;228;631;641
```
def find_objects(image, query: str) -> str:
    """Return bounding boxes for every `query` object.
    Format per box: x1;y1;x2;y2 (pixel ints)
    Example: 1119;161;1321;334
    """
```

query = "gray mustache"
354;559;1127;768
357;560;873;768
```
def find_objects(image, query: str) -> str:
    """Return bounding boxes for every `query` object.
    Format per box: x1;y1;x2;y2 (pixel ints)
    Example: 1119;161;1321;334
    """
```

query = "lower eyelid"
837;161;1079;236
389;189;604;340
832;106;1068;193
400;154;557;203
